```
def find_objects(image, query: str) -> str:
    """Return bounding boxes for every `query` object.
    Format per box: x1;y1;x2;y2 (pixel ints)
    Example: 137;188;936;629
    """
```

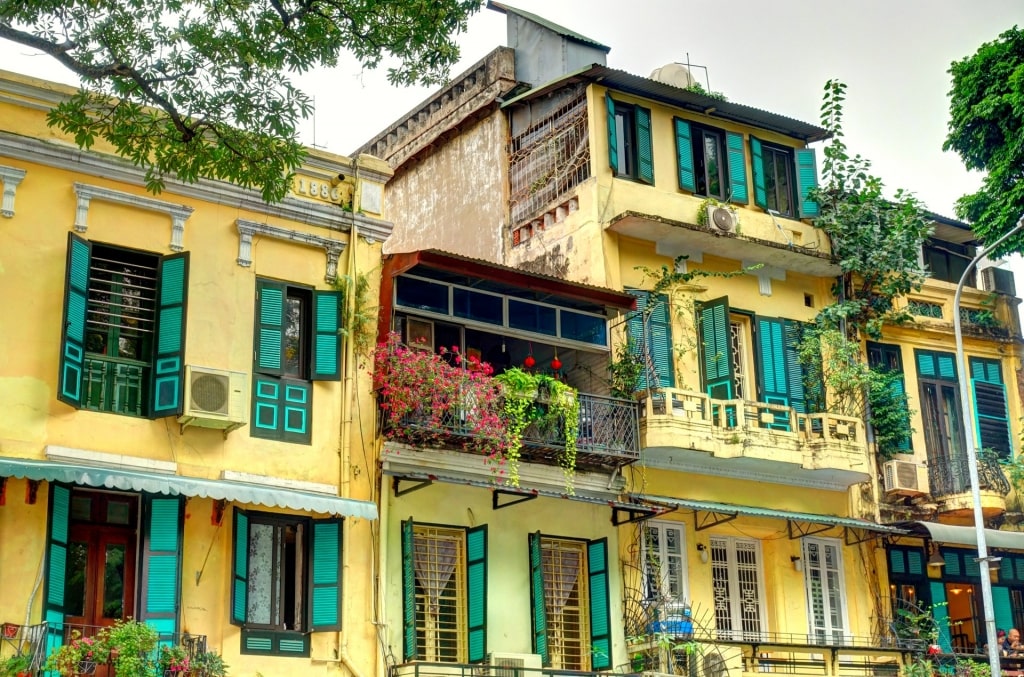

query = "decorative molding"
742;260;786;296
45;445;178;474
236;219;347;282
0;164;26;217
220;469;338;495
73;182;194;251
0;133;395;242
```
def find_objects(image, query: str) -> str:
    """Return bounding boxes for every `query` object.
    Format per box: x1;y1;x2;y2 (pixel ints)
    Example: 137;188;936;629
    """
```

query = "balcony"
928;454;1009;521
82;355;148;416
638;388;871;485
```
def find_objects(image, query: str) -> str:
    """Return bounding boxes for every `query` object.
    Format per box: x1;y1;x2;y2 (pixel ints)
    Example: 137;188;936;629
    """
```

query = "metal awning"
386;470;669;524
912;522;1024;551
642;495;905;544
0;458;377;519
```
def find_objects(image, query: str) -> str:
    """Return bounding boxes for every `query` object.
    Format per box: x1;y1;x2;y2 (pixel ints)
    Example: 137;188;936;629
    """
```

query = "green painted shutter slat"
44;484;71;661
636;106;654;185
907;549;923;575
795;148;820;218
944;551;961;576
969;357;1011;456
401;520;416;661
255;281;285;375
993;586;1014;632
59;233;91;408
929;582;952;653
750;136;767;209
755;317;790;430
891;376;912;450
648;293;674;388
606;92;618;174
626;291;649;391
466;525;488;663
588;538;612;671
784;321;807;414
674;118;696;192
699;297;733;400
528;532;549;666
726;132;749;204
151;253;189;417
938;354;956;380
889;549;906;574
231;509;249;626
310;519;342;631
139;496;182;634
312;290;341;381
916;350;935;378
916;350;957;381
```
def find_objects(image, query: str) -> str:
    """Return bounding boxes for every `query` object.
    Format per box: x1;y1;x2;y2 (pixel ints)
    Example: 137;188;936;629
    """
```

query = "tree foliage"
0;0;482;201
944;26;1024;256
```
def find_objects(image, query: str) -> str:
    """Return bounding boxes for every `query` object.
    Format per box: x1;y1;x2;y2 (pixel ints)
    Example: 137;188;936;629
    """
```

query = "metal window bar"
541;538;589;671
413;527;466;663
928;454;1010;497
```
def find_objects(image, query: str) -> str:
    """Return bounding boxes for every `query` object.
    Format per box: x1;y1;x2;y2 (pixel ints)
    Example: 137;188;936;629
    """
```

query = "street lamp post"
953;214;1024;677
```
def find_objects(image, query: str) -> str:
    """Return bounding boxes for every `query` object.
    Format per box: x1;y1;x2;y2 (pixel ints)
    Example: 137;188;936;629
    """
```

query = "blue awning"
0;458;377;519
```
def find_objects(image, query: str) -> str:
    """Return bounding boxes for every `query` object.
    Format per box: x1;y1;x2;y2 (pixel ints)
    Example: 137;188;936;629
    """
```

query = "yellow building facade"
0;70;391;677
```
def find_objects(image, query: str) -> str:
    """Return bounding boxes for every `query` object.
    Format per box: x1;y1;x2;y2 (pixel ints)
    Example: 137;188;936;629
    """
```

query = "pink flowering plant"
157;645;190;675
375;332;511;479
45;630;109;676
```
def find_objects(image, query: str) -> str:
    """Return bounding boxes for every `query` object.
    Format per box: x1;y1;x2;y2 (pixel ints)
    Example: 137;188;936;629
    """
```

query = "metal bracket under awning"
612;502;672;526
392;475;435;497
694;508;739;531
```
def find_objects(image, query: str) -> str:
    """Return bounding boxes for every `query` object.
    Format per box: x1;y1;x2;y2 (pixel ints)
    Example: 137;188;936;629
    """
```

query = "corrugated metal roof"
642;495;905;534
910;521;1024;551
502;64;828;142
486;1;611;52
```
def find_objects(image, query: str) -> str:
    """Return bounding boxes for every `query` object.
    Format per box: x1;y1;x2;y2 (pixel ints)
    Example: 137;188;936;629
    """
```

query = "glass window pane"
247;523;275;625
560;310;607;345
102;544;126;619
71;496;92;522
764;151;778;212
453;288;503;325
284;295;303;378
508;300;557;336
396;276;449;315
776;151;792;216
705;133;722;198
106;501;130;525
65;541;89;617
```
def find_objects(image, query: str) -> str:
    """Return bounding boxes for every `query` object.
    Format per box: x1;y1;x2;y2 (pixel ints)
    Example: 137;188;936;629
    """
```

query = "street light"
953;213;1024;677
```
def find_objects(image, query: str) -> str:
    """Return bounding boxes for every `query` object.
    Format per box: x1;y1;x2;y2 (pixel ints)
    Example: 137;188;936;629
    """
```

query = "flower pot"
2;623;18;639
77;659;97;675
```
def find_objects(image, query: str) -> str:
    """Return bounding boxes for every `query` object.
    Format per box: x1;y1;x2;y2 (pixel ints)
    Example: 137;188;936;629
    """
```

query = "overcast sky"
1;0;1020;222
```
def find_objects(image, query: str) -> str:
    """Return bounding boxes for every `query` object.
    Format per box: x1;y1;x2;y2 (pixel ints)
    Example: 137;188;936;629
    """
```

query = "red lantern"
524;355;536;368
551;355;562;371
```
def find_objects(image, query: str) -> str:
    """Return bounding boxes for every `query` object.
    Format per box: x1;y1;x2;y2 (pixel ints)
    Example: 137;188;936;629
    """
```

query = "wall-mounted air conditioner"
487;653;542;677
882;460;926;497
981;266;1016;296
178;365;248;435
705;205;737;234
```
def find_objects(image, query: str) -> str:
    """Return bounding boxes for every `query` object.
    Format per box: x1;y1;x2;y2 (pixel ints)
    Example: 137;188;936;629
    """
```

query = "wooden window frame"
539;536;591;671
412;525;468;663
761;143;796;218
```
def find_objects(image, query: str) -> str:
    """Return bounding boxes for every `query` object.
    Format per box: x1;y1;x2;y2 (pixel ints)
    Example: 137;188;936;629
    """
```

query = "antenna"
684;52;713;93
310;96;325;150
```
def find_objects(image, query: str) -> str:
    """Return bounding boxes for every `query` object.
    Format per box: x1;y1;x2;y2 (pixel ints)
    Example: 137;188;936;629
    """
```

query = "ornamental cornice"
236;218;347;283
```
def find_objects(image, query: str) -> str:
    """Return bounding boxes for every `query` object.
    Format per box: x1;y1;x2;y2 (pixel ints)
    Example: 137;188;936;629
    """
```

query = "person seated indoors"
1003;628;1023;656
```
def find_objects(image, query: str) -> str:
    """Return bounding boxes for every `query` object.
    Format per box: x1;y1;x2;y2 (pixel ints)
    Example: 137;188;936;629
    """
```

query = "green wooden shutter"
44;484;71;661
698;297;733;400
993;586;1014;633
401;520;417;661
726;132;749;204
929;582;952;653
528;532;549;666
755;316;790;430
310;518;343;631
648;293;674;388
58;233;91;408
255;280;285;375
627;291;650;391
138;496;183;635
969;357;1011;456
231;508;249;626
783;321;807;414
916;350;957;381
674;118;696;192
795;148;820;218
466;525;488;663
252;377;312;444
750;136;767;209
636;106;654;185
151;252;189;417
587;538;612;671
606;92;618;174
312;290;341;381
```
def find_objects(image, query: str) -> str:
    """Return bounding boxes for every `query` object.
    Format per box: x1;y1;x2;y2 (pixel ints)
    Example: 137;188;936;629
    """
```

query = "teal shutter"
750;136;767;209
255;280;285;375
674;118;696;192
929;582;952;653
587;538;612;671
626;291;649;391
916;350;957;381
993;586;1014;634
401;520;416;661
528;532;549;666
970;357;1011;457
251;377;312;444
795;148;820;218
636;106;654;185
466;525;488;663
606;92;618;174
139;496;183;636
648;293;674;388
755;316;790;430
312;290;341;381
783;321;807;414
698;297;733;400
310;518;343;631
151;252;189;417
58;233;91;408
44;484;71;662
231;508;249;626
726;132;749;204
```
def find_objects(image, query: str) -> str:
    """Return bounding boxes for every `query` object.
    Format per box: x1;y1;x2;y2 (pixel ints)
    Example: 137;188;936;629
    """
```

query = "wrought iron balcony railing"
928;454;1010;498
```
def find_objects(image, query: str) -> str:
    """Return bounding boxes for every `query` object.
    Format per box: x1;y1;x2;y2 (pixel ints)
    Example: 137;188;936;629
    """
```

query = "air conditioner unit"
178;365;248;435
487;653;542;677
883;460;926;497
705;205;737;234
982;266;1017;296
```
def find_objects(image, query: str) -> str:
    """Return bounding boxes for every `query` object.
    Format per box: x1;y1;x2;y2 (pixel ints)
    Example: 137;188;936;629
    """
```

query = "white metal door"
802;537;849;644
711;536;766;641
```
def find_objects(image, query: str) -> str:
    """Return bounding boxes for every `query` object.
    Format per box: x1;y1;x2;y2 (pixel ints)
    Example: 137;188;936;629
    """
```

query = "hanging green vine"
333;268;377;358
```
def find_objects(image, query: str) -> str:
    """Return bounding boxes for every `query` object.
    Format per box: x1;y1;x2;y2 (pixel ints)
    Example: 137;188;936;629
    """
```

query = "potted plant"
0;653;33;677
45;630;109;677
190;651;228;677
157;645;189;677
99;619;157;677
